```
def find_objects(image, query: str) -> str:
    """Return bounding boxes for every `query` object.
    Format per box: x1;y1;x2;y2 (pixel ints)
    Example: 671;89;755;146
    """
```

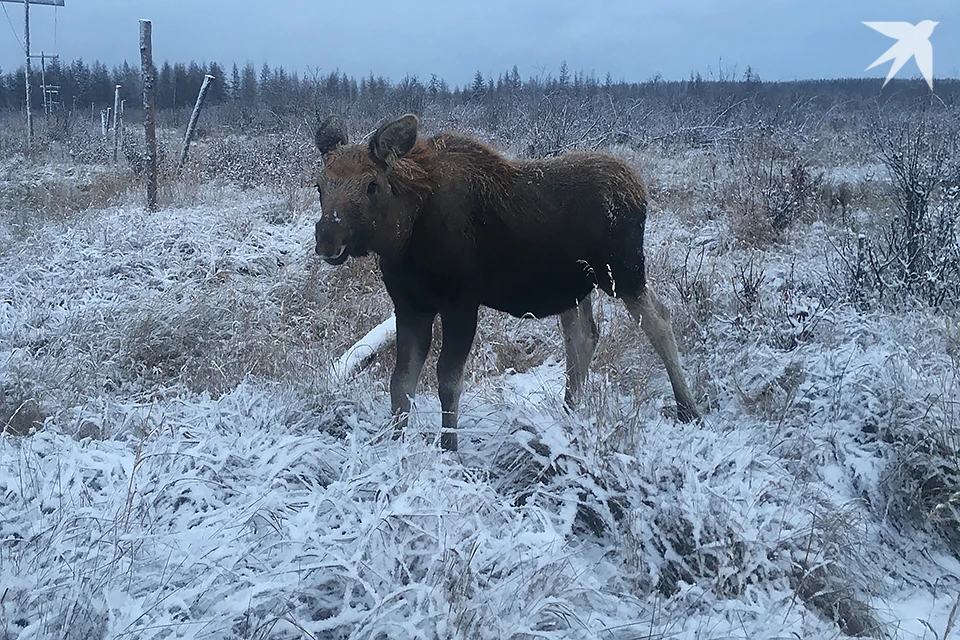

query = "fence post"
112;85;121;163
139;19;158;210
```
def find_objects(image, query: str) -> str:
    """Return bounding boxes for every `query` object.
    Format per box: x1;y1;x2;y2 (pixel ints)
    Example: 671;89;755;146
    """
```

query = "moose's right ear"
315;115;348;155
369;114;419;167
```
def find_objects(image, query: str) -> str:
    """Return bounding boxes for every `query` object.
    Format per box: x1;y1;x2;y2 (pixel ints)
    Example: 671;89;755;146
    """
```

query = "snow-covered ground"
2;155;959;640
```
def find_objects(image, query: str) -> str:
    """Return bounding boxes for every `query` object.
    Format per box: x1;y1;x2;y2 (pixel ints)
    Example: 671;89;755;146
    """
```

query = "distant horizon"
2;54;958;93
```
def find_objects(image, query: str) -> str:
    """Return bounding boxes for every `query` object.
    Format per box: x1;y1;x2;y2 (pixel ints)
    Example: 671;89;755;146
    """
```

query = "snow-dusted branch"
329;314;397;383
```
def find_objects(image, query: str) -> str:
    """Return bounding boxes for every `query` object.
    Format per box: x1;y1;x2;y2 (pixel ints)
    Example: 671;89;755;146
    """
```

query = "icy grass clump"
0;190;333;418
2;379;854;640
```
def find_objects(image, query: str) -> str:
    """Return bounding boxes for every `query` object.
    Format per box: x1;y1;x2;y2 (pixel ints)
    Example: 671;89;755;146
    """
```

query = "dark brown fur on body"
313;114;699;451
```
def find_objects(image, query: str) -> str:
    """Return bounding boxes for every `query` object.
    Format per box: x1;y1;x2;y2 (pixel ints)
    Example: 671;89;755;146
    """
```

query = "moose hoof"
440;431;458;452
389;412;409;441
677;403;701;424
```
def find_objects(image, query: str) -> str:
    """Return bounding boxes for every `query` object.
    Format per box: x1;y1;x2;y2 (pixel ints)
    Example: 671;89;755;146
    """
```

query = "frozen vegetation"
2;78;960;639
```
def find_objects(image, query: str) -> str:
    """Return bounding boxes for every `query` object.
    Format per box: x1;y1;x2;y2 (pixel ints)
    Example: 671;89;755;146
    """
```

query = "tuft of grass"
0;386;45;435
879;404;960;556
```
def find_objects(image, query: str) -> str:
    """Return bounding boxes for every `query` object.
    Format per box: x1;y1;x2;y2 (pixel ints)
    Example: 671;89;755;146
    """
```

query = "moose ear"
369;114;418;166
315;115;348;155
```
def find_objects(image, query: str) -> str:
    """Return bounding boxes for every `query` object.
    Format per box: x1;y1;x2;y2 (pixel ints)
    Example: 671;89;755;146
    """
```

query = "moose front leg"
436;305;479;452
559;293;599;407
623;286;700;422
390;307;435;438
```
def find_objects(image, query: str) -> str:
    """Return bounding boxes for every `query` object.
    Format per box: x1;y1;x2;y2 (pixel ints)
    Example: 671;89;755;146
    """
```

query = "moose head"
312;114;422;265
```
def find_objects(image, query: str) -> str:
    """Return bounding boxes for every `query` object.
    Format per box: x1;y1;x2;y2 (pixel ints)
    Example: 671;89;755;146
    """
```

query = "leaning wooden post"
139;19;158;210
112;84;121;163
177;73;214;172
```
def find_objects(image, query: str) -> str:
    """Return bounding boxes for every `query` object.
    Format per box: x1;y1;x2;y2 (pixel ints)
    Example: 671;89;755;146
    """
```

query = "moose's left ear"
315;115;348;155
369;114;418;167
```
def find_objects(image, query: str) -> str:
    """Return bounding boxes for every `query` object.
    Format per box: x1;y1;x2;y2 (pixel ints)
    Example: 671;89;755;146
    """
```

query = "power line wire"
1;2;25;53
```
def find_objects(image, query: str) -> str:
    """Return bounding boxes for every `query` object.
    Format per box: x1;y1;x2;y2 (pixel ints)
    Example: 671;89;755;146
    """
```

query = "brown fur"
313;114;699;451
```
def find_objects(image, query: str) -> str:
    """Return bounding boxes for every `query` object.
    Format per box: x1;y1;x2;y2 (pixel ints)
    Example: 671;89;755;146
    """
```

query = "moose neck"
369;204;421;262
368;147;438;261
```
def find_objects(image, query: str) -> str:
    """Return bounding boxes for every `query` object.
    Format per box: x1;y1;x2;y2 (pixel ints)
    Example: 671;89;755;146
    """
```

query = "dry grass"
0;387;45;436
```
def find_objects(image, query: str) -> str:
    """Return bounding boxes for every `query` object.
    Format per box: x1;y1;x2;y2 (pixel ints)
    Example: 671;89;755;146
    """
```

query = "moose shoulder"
313;113;699;451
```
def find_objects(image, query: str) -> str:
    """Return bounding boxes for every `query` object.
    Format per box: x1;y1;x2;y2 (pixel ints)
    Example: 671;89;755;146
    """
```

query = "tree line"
0;57;447;114
3;57;955;118
1;56;958;155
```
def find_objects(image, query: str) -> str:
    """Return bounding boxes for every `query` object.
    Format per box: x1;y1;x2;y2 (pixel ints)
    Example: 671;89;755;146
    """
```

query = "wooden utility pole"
140;19;158;210
178;74;214;172
40;52;46;115
24;0;31;143
40;52;61;115
0;0;65;143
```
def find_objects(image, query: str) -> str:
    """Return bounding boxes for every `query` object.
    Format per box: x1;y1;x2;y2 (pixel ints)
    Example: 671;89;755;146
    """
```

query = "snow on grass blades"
2;106;960;638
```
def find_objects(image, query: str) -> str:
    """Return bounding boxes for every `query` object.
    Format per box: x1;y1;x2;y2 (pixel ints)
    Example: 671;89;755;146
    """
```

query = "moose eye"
366;180;378;196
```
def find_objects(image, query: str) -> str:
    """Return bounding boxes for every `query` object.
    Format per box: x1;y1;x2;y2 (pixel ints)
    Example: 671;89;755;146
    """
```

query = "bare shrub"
876;111;956;279
642;93;754;149
724;131;824;245
521;91;629;158
194;130;314;193
672;245;719;328
732;257;765;316
831;105;960;309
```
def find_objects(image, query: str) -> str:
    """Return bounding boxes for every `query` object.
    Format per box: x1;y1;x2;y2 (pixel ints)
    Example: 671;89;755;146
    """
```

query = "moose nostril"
315;226;337;248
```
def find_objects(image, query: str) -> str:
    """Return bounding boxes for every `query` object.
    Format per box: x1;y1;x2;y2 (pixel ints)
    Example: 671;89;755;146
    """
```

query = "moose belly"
477;260;597;319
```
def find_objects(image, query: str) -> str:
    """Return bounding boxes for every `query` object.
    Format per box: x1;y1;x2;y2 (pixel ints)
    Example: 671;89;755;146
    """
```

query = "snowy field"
2;139;960;640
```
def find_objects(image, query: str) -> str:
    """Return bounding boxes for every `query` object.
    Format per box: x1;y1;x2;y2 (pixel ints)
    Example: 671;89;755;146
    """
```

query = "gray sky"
1;0;958;87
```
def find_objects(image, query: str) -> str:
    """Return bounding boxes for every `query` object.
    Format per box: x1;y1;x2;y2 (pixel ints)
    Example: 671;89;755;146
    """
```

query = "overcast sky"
0;0;958;87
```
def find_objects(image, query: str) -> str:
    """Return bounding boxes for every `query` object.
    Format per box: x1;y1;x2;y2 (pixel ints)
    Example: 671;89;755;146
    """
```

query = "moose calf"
313;113;699;451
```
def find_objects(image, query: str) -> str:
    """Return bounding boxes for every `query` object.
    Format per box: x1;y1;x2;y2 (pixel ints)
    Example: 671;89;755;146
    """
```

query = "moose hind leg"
623;286;700;422
390;308;435;437
560;293;599;407
437;306;479;452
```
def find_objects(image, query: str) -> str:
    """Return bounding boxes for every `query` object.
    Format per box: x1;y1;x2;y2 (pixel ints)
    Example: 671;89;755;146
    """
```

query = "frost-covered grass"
2;143;960;640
